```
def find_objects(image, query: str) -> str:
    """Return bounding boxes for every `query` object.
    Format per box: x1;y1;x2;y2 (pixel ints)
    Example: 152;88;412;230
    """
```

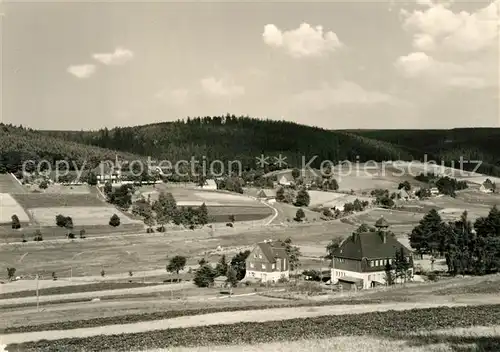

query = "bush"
109;214;120;227
226;222;233;227
11;214;21;229
7;267;16;280
194;264;216;287
79;229;86;239
39;180;48;189
56;214;66;227
33;230;43;241
68;233;76;239
100;269;105;277
427;272;438;281
51;272;57;281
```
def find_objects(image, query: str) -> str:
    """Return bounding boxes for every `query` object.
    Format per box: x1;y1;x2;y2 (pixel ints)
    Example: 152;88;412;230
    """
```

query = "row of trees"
131;191;210;231
414;173;468;197
409;206;500;275
276;187;311;207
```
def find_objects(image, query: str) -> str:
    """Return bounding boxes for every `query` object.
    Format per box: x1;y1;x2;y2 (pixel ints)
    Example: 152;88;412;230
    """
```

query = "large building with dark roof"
331;216;414;290
244;240;290;282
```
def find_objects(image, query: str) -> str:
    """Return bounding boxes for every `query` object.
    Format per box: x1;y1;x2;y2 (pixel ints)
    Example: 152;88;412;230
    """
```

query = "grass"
0;222;145;243
11;193;106;208
167;331;500;352
0;282;164;300
0;193;30;224
29;206;139;226
354;208;424;225
6;305;500;351
0;174;25;194
0;220;357;278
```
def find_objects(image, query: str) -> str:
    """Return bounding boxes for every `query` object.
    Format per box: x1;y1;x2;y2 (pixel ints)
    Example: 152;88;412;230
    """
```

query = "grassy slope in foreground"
6;305;500;351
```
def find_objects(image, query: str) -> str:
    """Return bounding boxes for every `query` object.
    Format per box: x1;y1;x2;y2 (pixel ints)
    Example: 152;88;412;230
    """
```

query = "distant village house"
257;189;276;203
480;179;495;193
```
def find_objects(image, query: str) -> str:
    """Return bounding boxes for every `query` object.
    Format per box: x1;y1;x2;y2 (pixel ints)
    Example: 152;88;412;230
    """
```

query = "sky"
1;0;499;130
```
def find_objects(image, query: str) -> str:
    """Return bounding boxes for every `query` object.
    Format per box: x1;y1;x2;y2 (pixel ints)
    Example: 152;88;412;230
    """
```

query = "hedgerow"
6;305;500;351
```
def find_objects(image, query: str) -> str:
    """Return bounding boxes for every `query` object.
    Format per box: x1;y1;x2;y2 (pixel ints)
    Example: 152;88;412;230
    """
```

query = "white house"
430;187;439;196
257;189;276;202
278;174;293;186
480;180;495;193
200;179;217;190
244;240;290;283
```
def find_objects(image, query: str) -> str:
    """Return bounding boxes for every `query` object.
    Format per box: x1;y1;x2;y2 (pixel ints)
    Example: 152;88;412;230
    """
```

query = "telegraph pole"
36;274;40;312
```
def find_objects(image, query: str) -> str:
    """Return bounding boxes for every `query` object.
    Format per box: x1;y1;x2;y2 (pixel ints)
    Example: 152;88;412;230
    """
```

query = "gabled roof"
255;241;289;263
257;189;276;198
333;231;411;260
482;181;494;190
279;174;293;182
397;189;409;197
205;179;217;186
375;216;389;227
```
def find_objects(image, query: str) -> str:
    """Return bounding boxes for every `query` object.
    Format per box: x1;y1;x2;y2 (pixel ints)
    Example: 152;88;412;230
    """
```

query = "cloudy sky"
1;0;498;130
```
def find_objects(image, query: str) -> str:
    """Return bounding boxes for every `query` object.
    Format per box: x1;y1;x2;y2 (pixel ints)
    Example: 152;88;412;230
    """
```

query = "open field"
4;304;500;350
38;184;91;194
0;193;30;224
11;193;106;208
0;282;164;300
137;185;273;223
308;190;371;208
166;326;500;352
0;174;26;193
3;274;500;333
0;223;145;243
0;220;357;278
29;206;140;226
353;208;424;226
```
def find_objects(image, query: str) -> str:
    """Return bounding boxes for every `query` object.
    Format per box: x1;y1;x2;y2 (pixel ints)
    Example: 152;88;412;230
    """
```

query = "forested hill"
41;115;414;169
349;128;500;177
3;116;500;177
0;124;144;173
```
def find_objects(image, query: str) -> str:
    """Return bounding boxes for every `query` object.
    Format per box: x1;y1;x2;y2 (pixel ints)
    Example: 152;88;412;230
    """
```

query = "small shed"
338;277;363;291
214;275;228;288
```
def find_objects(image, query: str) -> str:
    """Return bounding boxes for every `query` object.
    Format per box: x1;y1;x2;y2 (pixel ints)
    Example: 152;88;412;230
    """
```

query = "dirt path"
0;282;193;307
2;300;498;345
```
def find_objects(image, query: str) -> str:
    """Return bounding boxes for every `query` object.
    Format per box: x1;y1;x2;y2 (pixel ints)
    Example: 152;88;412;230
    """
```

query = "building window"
250;263;254;269
272;263;276;270
259;254;262;259
389;258;392;264
254;254;257;258
262;264;266;270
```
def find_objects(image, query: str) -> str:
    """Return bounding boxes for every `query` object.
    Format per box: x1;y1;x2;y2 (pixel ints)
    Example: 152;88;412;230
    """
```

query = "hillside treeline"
352;128;500;177
0;124;143;173
42;114;414;169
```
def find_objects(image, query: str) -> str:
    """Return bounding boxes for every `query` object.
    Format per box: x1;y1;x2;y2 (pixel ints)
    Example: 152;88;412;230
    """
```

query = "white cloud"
92;47;134;65
396;1;498;89
293;81;408;111
66;64;96;79
401;1;499;53
262;23;342;58
200;77;245;97
395;52;491;89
